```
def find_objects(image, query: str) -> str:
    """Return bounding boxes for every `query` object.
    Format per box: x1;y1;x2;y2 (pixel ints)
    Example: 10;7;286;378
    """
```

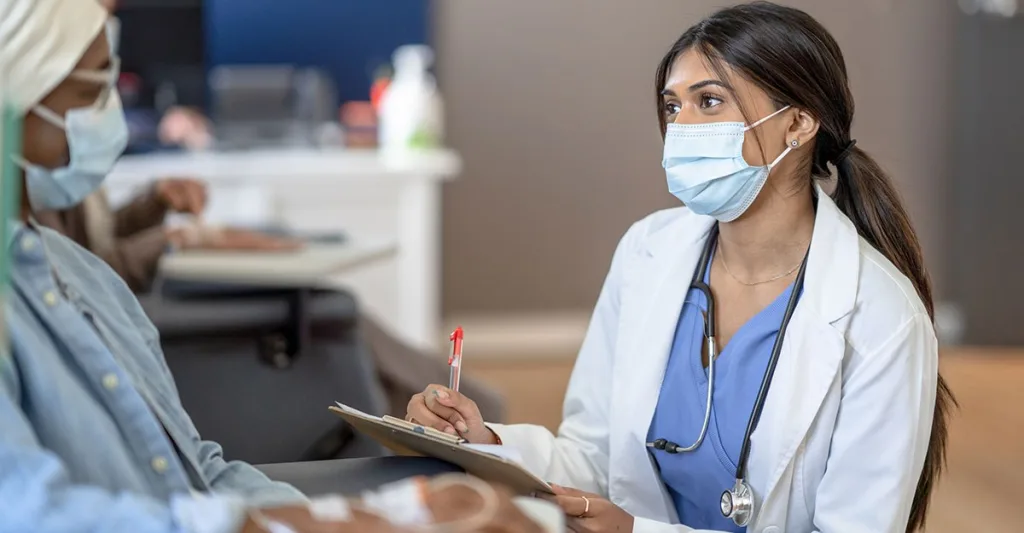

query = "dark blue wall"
205;0;429;104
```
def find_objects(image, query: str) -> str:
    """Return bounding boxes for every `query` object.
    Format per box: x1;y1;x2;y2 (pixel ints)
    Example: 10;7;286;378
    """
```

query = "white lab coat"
489;189;937;533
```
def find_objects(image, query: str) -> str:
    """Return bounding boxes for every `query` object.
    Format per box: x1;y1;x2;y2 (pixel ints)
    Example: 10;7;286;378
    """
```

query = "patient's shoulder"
38;226;127;289
37;227;156;333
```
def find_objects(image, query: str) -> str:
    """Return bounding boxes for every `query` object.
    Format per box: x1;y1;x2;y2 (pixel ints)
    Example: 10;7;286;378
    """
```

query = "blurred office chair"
140;287;388;464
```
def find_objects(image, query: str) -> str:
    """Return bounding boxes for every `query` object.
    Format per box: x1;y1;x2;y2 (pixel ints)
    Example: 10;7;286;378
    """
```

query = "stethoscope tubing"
652;223;809;483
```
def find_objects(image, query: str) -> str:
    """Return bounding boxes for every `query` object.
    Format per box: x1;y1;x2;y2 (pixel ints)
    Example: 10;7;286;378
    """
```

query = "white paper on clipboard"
463;443;526;465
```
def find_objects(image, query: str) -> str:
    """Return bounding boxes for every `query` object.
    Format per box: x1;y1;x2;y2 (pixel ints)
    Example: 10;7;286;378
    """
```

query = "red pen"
448;326;464;392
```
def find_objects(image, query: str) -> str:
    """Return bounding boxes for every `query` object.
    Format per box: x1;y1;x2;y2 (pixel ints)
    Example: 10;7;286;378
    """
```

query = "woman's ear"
788;108;820;147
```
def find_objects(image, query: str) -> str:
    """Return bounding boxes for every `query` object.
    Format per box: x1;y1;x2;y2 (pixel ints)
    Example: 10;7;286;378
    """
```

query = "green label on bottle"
408;126;439;149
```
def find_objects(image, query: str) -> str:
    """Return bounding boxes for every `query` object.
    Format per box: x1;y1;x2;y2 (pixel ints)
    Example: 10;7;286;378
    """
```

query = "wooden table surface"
928;349;1024;532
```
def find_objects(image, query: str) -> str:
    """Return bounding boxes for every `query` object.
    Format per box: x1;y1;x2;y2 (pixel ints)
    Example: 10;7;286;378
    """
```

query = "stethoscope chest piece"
720;478;754;526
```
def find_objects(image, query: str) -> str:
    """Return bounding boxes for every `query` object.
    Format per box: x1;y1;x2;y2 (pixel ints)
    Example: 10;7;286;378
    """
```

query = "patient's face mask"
662;106;791;222
19;87;127;211
16;21;127;211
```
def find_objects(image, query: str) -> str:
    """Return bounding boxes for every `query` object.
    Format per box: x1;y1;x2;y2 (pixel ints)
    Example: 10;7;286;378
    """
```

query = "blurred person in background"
407;2;954;533
0;1;533;531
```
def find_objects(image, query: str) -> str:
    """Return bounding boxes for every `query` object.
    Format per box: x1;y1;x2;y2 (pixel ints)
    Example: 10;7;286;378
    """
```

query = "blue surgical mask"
16;89;128;211
662;106;791;222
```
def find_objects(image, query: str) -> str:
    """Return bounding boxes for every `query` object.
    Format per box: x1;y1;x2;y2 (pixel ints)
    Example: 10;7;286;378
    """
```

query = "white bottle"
378;45;444;152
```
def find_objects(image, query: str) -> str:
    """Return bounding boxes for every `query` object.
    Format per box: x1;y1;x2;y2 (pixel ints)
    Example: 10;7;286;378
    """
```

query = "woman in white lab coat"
407;3;954;532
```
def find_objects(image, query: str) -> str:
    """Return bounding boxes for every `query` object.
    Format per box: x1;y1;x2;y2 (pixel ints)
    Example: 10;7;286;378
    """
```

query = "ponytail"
831;146;956;532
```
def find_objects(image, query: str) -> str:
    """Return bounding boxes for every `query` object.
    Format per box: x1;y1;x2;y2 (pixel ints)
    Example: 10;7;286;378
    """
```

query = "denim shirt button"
151;456;169;473
101;374;119;390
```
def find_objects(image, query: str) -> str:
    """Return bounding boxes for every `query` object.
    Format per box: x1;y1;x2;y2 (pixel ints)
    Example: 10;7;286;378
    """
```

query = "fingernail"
456;421;469;433
444;426;457;435
433;389;449;400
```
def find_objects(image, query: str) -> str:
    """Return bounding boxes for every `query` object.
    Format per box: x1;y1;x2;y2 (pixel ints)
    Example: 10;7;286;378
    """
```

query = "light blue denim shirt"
0;222;304;533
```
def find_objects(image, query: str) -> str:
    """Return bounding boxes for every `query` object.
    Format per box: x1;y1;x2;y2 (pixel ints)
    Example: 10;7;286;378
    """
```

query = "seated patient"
0;1;531;531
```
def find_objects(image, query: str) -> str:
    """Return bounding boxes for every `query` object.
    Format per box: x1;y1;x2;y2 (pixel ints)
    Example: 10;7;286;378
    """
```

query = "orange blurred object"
370;77;391;112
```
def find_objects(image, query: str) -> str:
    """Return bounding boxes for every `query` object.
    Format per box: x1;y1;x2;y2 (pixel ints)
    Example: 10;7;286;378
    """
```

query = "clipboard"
329;403;552;495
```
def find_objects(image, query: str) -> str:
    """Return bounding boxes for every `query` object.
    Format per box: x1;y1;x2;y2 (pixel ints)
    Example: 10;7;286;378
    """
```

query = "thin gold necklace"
717;238;804;286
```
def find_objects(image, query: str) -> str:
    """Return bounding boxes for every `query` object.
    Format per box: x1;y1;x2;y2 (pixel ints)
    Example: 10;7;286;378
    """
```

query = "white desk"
107;147;462;351
159;240;397;287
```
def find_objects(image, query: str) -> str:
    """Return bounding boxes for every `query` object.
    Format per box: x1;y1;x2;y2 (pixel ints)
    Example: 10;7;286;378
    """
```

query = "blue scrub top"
647;251;798;532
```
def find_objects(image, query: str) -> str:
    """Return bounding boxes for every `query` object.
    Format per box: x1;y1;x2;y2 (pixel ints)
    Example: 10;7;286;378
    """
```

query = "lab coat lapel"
749;312;844;521
613;212;714;517
749;190;859;518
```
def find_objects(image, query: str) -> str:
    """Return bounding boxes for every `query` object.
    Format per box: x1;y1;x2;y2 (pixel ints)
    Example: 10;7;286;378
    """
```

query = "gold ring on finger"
577;496;590;518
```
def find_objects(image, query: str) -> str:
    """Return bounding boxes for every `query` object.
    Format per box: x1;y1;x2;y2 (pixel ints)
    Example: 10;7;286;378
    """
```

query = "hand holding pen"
405;327;501;444
406;384;496;444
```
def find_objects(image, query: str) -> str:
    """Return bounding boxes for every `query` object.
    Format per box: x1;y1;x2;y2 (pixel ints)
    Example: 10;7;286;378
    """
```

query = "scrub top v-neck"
647;249;799;532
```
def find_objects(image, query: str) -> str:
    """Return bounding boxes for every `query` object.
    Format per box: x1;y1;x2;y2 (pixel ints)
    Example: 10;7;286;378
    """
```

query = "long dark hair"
654;2;954;531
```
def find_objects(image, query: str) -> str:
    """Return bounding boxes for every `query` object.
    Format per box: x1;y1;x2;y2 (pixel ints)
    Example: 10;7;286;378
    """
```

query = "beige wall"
436;0;955;315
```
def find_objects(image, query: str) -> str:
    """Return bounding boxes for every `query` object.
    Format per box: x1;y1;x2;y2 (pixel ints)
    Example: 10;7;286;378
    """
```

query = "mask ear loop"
742;105;791;132
27;71;117;134
741;105;794;171
30;106;66;129
66;54;121;108
767;145;792;170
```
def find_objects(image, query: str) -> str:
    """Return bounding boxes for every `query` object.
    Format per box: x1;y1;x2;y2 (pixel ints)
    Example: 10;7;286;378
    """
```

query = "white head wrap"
0;0;108;113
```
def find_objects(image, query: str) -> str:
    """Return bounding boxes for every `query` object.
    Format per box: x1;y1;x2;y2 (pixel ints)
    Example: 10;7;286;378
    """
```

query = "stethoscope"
647;224;808;527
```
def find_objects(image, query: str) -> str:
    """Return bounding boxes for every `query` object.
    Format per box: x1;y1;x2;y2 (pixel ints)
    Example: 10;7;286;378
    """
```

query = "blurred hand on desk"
155;178;301;252
154;177;207;215
167;226;303;253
